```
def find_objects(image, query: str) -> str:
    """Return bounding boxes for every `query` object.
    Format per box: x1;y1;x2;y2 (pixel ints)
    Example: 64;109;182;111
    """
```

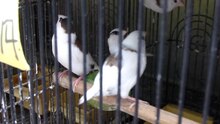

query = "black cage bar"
0;0;220;124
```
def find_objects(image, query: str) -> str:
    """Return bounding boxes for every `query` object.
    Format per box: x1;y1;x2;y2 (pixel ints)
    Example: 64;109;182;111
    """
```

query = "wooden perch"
52;72;198;124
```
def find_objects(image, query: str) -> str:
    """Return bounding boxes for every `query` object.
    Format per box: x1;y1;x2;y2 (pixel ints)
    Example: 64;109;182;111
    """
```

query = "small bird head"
58;14;67;19
109;28;128;37
122;31;146;52
57;15;68;25
107;28;128;55
56;15;67;32
57;15;74;33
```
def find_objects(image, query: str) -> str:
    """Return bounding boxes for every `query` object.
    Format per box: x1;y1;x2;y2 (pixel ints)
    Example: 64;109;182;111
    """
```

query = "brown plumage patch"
75;38;82;52
60;17;89;54
106;55;118;67
124;32;129;39
75;38;89;54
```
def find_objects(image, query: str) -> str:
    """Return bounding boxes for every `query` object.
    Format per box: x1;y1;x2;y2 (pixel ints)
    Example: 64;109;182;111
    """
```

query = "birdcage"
0;0;219;124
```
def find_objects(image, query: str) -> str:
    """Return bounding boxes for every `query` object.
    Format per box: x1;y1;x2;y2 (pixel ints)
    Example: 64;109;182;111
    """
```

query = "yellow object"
163;104;213;124
0;0;30;70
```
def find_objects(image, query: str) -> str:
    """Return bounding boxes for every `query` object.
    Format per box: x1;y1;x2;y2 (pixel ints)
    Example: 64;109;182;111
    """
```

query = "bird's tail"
79;86;99;105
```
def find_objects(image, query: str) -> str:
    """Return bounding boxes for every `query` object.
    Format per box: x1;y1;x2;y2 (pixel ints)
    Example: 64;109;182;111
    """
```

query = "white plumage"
144;0;185;13
52;15;98;85
79;30;147;105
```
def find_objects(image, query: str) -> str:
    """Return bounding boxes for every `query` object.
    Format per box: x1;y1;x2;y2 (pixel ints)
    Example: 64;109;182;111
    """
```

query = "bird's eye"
90;64;95;69
110;31;119;35
59;17;63;22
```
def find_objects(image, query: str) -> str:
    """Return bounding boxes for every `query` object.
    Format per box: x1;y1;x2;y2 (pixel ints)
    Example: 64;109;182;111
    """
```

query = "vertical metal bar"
106;0;110;35
30;2;41;122
97;0;104;123
51;0;61;123
124;0;127;27
91;0;96;59
27;67;35;124
116;0;124;124
202;0;220;123
43;1;49;68
127;0;131;31
46;1;53;123
200;0;210;90
61;93;64;124
0;65;3;124
155;0;168;123
172;7;181;103
47;2;55;123
17;70;25;124
133;0;144;123
148;10;152;48
7;67;17;124
81;0;88;123
177;0;194;123
155;13;159;46
135;0;139;27
66;0;75;123
37;0;48;123
24;0;36;123
165;10;174;103
192;0;202;91
112;0;116;27
0;63;8;124
131;0;135;30
166;7;181;103
75;1;82;123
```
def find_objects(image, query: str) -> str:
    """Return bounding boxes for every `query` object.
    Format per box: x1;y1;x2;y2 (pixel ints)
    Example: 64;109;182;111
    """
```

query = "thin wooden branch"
52;73;198;124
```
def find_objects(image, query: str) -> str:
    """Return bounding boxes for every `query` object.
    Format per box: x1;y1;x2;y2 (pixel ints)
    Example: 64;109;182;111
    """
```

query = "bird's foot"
126;96;149;110
58;70;69;79
72;76;83;91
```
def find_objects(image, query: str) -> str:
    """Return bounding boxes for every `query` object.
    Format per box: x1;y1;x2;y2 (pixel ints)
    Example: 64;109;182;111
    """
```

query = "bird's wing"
120;50;146;98
120;51;138;98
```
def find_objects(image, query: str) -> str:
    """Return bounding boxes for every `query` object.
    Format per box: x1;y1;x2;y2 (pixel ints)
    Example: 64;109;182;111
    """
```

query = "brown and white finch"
144;0;185;13
79;30;147;105
52;15;98;89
